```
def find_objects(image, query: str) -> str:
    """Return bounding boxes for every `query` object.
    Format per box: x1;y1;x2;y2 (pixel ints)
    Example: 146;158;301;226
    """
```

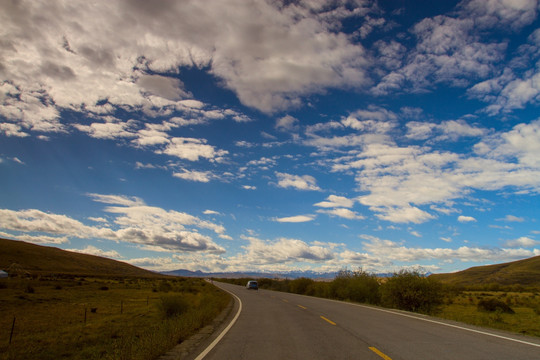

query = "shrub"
330;269;380;304
477;298;515;314
159;295;190;318
380;269;443;313
289;278;315;295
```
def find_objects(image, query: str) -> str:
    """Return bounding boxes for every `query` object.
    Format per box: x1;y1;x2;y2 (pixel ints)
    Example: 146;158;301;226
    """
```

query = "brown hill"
0;238;159;277
431;255;540;288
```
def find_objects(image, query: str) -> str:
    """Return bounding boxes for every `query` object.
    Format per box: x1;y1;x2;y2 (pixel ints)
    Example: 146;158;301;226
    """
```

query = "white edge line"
347;300;540;348
194;288;243;360
278;291;540;348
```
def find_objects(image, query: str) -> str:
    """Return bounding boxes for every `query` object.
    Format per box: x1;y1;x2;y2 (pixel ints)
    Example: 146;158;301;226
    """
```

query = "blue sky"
1;0;540;274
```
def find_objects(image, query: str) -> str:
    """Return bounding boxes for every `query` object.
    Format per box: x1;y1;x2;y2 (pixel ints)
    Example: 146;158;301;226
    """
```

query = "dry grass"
0;275;229;360
436;291;540;337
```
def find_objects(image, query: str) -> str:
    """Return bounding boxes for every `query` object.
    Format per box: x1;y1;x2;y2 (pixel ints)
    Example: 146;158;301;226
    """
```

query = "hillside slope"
431;255;540;287
0;238;158;277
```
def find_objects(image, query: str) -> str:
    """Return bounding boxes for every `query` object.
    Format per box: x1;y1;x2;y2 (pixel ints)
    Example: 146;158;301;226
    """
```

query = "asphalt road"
197;282;540;360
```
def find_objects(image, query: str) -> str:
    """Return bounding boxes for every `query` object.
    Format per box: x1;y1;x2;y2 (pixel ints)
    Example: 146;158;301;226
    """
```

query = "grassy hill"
431;255;540;288
0;238;159;277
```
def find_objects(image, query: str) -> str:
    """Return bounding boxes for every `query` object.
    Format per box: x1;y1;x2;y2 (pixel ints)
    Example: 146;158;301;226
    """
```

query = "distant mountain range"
2;238;538;288
161;268;338;279
161;268;396;279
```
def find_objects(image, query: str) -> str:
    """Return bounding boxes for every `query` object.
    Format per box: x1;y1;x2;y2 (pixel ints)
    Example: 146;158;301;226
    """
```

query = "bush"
380;269;443;313
477;298;515;314
289;278;315;295
330;269;380;304
159;295;190;318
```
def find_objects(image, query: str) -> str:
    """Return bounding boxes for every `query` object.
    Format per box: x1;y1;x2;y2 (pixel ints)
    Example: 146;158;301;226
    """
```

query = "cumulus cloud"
158;137;228;162
173;169;212;182
0;0;374;139
314;195;354;208
317;118;540;223
0;194;229;254
275;172;321;191
503;236;538;248
68;245;122;259
458;215;477;223
0;231;69;245
240;236;334;264
276;115;300;132
360;234;540;263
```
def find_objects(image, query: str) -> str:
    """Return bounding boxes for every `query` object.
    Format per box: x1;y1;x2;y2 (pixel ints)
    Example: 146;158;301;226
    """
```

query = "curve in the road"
194;287;243;360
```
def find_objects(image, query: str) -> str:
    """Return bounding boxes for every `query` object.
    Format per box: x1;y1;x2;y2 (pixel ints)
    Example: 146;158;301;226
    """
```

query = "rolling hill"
431;255;540;288
0;238;159;277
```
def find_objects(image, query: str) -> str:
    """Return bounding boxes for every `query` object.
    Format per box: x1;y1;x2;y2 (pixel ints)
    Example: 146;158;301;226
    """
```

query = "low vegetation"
0;275;230;360
218;267;540;337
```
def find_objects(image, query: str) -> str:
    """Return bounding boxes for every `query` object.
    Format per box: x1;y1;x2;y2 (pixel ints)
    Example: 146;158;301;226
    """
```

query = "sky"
1;0;540;275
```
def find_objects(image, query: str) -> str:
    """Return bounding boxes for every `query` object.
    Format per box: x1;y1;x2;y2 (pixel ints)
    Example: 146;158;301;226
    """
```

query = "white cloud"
314;195;354;208
68;245;122;259
203;210;221;215
274;215;315;223
499;215;525;222
0;123;30;137
0;0;374;131
503;236;538;248
158;137;228;162
275;172;321;191
240;236;334;263
275;115;299;132
0;194;230;254
458;215;477;223
459;0;538;30
475;119;540;168
0;231;69;245
316;208;365;220
360;234;540;263
173;169;212;183
74;119;138;140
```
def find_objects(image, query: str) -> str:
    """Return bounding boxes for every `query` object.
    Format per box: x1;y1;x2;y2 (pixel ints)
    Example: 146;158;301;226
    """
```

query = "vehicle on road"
246;280;258;290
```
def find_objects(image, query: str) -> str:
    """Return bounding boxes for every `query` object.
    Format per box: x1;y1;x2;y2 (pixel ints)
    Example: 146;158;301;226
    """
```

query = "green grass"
0;276;230;360
436;291;540;337
431;255;540;288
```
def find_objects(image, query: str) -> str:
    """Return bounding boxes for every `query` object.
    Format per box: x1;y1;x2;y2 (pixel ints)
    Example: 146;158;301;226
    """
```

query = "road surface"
194;282;540;360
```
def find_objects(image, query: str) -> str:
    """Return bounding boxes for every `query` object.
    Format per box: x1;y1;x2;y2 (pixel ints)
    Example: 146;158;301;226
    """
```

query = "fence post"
9;317;15;345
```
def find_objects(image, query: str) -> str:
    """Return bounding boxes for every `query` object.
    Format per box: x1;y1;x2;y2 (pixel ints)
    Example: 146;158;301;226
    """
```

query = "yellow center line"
297;305;307;310
320;315;336;325
369;347;392;360
282;299;289;303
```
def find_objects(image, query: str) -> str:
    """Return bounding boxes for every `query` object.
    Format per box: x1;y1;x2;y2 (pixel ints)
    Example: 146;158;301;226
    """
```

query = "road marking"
320;315;336;325
345;302;540;348
297;305;307;310
194;289;242;360
369;346;392;360
282;299;289;303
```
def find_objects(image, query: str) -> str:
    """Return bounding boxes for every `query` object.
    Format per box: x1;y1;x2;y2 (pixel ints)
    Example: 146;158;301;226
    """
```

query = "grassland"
431;255;540;288
436;290;540;337
0;275;230;360
0;239;230;360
